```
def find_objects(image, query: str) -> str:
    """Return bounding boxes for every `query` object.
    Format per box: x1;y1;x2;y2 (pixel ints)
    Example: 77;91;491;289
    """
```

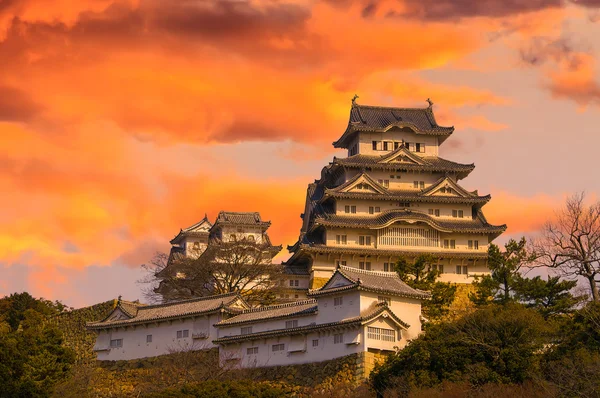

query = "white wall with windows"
353;130;440;157
335;198;474;220
93;313;222;361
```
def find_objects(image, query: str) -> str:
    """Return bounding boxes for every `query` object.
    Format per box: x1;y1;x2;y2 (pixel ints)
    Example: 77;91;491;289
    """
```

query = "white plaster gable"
423;176;475;198
105;308;131;322
340;174;387;195
323;273;354;289
377;148;428;165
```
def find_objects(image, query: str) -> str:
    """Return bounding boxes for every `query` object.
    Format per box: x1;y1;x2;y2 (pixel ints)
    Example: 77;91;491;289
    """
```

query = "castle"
88;100;505;372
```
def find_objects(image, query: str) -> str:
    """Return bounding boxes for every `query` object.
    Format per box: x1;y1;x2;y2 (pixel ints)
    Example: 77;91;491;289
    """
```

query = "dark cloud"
0;85;42;122
571;0;600;7
390;0;562;20
361;2;377;18
519;37;574;66
151;0;309;39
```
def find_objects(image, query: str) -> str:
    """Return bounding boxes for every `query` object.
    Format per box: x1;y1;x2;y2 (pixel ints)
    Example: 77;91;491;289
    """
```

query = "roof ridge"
355;103;429;111
339;265;398;278
139;292;239;310
240;299;317;314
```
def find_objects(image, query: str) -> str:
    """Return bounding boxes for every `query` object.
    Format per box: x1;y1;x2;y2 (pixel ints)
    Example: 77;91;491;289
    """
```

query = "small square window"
334;297;343;306
334;333;344;344
372;141;377;150
383;262;390;272
345;205;350;213
285;320;299;329
369;206;374;214
176;330;182;339
458;210;464;218
375;207;381;213
428;209;434;215
435;209;440;217
182;330;189;338
419;181;425;189
474;240;479;250
241;326;253;335
247;347;259;355
351;206;356;214
146;335;152;343
312;339;319;347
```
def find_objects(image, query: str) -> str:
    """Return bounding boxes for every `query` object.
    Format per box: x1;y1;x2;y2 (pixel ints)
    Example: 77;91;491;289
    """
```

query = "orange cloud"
485;191;562;236
547;53;600;109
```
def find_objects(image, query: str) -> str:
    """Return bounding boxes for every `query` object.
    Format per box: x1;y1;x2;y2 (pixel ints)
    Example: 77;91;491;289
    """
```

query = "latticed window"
336;235;347;245
334;297;343;306
367;327;395;342
247;347;258;355
334;333;344;344
272;343;285;352
285;320;299;329
312;339;319;347
110;339;123;348
241;327;252;335
379;227;439;247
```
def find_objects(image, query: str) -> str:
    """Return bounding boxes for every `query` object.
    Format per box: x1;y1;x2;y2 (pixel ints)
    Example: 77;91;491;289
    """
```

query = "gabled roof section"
332;155;475;179
378;146;430;166
333;103;454;149
421;176;479;198
327;172;388;195
215;299;318;327
212;211;271;229
308;265;430;300
312;209;506;235
170;215;212;245
87;292;247;330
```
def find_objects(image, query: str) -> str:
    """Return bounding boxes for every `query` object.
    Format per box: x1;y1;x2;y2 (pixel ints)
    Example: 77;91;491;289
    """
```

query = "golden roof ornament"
352;94;359;105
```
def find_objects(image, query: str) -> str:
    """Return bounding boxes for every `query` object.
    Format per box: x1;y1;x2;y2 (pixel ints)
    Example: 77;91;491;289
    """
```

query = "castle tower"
284;99;506;287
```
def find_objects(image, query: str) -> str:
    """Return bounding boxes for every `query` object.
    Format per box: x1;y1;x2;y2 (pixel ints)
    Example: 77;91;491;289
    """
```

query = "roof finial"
426;98;433;108
352;94;359;105
117;295;122;304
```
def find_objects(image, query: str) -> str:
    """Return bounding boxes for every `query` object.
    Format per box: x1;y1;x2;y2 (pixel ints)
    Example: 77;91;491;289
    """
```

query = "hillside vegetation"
49;300;115;364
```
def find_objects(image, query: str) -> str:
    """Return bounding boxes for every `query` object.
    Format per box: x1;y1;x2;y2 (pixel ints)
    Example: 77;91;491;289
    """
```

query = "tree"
534;192;600;301
513;275;583;319
141;240;284;306
370;304;552;395
395;254;457;321
470;238;534;305
0;293;75;398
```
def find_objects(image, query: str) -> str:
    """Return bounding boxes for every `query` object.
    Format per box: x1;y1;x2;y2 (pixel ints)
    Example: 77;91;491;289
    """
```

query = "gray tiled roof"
87;292;243;330
290;244;489;260
215;211;271;227
334;104;454;148
333;154;474;173
313;209;506;234
215;299;317;327
283;264;311;276
170;216;212;244
309;266;430;299
118;300;144;318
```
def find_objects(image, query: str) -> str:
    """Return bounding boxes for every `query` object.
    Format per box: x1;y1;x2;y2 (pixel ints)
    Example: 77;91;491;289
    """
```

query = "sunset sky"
2;0;600;307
